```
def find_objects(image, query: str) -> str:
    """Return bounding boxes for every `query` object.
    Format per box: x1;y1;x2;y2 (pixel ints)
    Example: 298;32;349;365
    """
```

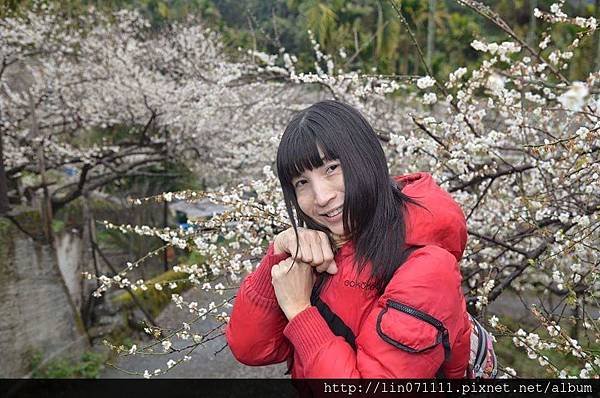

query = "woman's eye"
294;179;307;188
326;164;339;174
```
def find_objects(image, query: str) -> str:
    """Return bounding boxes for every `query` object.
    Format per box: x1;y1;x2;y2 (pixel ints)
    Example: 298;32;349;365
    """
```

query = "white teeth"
326;207;342;217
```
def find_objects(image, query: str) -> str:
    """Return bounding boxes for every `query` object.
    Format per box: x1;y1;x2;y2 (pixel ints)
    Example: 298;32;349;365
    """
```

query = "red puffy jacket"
226;172;471;378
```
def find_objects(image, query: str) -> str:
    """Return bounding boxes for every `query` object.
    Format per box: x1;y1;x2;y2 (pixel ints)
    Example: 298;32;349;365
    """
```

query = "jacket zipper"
386;300;451;362
387;300;446;330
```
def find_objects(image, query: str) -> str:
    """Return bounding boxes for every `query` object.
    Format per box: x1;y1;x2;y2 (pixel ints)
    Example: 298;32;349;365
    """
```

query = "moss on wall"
0;218;12;261
112;270;192;317
6;208;49;243
0;218;14;286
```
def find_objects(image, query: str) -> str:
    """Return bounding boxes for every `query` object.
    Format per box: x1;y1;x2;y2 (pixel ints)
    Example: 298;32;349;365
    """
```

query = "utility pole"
426;0;437;68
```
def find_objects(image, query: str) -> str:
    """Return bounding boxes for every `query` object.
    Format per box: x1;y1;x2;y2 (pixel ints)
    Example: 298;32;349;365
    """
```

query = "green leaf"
157;2;169;18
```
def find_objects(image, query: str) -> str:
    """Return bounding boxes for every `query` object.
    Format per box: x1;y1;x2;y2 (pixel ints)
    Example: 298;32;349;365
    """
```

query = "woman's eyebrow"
292;172;306;180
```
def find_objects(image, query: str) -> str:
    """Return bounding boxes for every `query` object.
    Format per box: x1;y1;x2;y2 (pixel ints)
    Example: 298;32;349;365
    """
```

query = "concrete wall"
55;231;85;311
0;217;88;377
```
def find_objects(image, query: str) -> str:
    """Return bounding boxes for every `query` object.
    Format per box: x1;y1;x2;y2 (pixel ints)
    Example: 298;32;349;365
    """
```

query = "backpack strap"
284;273;356;376
308;245;422;352
468;314;498;378
311;274;357;350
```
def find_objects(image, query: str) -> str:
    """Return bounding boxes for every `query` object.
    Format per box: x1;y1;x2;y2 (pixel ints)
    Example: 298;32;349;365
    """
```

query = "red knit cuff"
283;306;337;364
246;243;289;299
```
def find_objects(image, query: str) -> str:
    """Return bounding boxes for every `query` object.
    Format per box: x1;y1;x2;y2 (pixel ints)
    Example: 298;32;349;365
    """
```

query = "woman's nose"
314;183;336;207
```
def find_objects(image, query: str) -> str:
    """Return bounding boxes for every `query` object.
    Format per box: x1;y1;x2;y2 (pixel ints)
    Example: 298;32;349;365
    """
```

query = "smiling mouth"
321;206;343;218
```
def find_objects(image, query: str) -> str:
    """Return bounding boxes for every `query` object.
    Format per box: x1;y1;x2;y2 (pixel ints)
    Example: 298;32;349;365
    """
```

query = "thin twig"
91;239;158;327
385;0;481;137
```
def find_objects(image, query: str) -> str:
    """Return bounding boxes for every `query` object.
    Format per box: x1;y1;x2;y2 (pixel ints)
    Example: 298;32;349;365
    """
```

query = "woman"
226;100;471;378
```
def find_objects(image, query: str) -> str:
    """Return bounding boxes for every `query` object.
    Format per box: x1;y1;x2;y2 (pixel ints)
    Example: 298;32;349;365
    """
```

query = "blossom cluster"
5;1;599;378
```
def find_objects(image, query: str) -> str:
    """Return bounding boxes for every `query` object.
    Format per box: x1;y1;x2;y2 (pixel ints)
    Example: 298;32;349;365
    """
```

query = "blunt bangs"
276;119;338;189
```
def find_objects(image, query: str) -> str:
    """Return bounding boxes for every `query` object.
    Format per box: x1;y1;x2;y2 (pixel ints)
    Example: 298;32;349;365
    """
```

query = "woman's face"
291;156;345;236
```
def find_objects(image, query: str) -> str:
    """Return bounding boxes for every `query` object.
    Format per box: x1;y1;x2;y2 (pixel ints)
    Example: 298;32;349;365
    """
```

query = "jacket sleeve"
282;246;469;378
226;243;292;366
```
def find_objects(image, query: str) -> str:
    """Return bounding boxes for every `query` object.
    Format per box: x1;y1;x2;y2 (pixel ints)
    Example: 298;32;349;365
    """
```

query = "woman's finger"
287;231;301;261
310;232;335;274
319;232;337;274
298;232;313;264
272;258;289;277
314;236;329;273
309;231;325;266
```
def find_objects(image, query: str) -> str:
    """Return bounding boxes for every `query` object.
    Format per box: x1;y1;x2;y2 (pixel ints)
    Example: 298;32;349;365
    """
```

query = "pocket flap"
376;299;450;358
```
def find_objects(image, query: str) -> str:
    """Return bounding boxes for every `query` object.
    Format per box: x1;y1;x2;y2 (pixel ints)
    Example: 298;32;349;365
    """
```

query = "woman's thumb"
327;261;338;275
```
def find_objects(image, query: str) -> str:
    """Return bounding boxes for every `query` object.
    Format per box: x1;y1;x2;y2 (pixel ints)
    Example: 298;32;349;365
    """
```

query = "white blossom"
489;315;499;328
504;367;517;376
547;325;561;337
486;73;505;94
422;92;437;105
416;76;436;89
162;340;172;352
557;82;589;111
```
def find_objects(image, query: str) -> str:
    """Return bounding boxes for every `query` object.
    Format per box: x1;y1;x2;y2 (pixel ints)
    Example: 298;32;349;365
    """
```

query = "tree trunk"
413;48;420;75
162;129;169;272
376;1;384;59
402;41;408;75
81;194;101;333
29;92;53;242
569;300;580;342
595;0;600;71
0;129;9;215
426;0;436;67
527;0;538;47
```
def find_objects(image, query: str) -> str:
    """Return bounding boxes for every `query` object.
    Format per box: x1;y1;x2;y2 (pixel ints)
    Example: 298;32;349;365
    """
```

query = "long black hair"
276;100;422;295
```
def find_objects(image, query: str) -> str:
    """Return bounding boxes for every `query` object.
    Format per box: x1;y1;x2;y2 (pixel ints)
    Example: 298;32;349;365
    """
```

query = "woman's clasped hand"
270;257;315;321
273;227;338;275
271;227;338;320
